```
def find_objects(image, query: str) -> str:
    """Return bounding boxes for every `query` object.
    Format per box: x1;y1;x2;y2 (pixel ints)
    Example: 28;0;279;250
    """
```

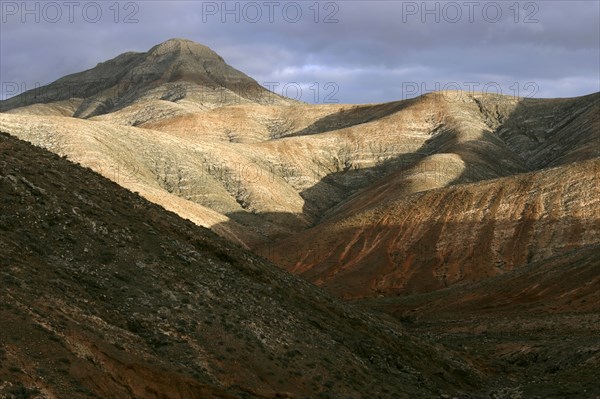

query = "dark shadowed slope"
358;244;600;398
0;132;479;398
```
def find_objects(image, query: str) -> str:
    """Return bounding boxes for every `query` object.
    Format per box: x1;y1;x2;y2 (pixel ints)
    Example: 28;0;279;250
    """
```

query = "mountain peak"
147;38;222;60
0;38;294;116
159;37;194;45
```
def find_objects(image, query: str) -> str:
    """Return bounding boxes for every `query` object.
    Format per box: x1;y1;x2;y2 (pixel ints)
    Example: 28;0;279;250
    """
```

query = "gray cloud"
1;0;599;103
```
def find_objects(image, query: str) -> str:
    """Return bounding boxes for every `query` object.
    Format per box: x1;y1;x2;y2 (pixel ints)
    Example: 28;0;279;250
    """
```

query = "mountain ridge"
0;38;294;117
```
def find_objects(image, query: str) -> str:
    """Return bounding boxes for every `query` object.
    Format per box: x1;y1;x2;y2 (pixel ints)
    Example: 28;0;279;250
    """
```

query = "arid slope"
0;132;476;398
263;159;600;298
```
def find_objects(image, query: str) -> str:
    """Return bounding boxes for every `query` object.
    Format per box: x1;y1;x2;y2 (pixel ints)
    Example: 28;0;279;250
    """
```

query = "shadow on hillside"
286;98;417;137
210;93;600;296
219;93;526;241
355;243;600;317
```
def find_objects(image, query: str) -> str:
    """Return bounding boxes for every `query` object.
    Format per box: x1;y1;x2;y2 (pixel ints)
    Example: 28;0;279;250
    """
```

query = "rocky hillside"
358;244;600;398
1;38;599;398
264;159;600;298
0;132;479;398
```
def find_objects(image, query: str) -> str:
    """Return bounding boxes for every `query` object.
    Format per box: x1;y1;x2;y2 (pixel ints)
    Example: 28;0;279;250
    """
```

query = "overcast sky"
1;0;599;103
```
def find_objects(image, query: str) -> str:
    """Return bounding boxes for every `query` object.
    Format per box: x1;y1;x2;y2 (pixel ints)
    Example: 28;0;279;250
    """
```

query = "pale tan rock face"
1;39;598;301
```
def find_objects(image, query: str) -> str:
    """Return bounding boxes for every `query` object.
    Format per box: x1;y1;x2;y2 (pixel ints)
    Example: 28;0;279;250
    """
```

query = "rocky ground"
0;132;483;398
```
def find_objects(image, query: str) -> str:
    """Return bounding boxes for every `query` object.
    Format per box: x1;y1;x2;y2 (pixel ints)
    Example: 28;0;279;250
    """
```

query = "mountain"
0;132;475;398
0;38;293;118
256;92;600;297
1;38;599;397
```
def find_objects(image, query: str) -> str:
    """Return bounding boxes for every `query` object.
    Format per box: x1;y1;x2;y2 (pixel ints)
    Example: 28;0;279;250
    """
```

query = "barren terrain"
0;132;476;398
1;38;599;398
